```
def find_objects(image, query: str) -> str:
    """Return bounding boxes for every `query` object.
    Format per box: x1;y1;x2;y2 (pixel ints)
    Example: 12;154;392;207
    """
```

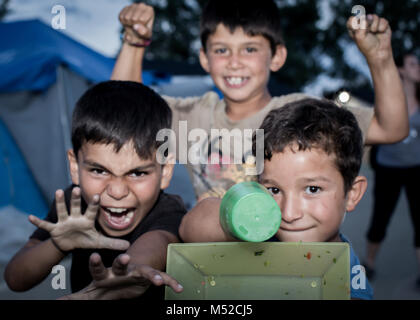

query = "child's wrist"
50;238;69;255
367;58;397;75
120;32;151;48
366;52;394;68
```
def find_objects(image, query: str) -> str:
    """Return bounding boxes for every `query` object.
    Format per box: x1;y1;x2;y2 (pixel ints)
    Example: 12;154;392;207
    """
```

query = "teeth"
107;207;128;213
124;211;134;223
103;210;134;225
227;77;244;85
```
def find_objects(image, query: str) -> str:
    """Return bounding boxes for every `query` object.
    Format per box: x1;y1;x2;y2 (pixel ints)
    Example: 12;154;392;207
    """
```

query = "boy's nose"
106;177;129;200
227;52;243;69
279;195;303;223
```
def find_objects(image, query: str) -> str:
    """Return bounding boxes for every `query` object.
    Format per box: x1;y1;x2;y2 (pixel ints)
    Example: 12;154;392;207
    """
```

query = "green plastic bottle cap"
220;181;282;242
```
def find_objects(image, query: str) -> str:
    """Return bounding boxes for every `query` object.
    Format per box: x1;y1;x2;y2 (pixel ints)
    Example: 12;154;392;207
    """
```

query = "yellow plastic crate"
165;242;350;300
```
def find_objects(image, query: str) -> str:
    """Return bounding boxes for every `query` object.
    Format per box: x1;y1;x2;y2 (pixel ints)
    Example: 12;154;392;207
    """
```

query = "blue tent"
0;118;48;216
0;19;163;92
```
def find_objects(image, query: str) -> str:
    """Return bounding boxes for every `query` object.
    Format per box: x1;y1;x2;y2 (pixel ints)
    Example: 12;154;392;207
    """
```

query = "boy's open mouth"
225;76;249;87
101;206;136;230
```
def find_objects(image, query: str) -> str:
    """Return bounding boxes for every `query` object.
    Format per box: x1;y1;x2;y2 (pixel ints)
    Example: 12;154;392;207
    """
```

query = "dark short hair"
394;50;416;68
72;80;171;160
200;0;284;55
253;98;363;194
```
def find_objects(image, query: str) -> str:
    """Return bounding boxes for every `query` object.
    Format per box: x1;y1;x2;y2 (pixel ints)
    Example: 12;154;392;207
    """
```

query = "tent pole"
57;66;72;185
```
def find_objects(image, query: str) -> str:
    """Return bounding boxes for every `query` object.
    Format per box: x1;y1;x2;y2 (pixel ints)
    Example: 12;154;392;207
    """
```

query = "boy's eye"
267;187;280;195
245;47;257;53
90;168;107;175
214;47;227;54
305;186;321;194
129;171;147;178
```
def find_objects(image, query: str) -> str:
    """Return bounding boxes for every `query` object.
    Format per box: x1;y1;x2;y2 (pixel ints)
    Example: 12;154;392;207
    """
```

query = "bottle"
219;181;281;242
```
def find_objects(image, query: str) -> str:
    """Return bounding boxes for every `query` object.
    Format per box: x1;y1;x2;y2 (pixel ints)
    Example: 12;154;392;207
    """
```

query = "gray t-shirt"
164;91;373;200
376;111;420;168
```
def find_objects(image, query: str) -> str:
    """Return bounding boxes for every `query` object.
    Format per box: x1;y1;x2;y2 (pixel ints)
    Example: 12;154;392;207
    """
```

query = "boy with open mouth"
5;81;185;300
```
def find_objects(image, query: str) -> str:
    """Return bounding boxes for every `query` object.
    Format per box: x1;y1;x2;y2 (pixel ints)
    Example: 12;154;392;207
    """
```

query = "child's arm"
348;14;409;144
4;188;129;292
59;230;184;300
110;3;154;82
4;238;67;291
179;197;236;242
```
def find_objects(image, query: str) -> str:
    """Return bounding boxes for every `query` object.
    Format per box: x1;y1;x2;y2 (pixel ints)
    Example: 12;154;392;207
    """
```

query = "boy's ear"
67;149;80;186
160;153;175;190
397;66;405;79
199;48;210;73
345;176;368;212
270;45;287;72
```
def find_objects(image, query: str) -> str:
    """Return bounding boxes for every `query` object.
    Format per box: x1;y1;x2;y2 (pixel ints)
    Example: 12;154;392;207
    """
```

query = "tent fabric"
0;120;48;217
0;19;115;92
0;19;165;93
0;66;86;204
0;205;73;300
0;205;37;264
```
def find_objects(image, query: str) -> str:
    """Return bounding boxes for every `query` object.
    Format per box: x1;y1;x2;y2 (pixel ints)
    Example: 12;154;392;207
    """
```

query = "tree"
141;0;206;63
322;0;420;89
132;0;420;91
0;0;10;20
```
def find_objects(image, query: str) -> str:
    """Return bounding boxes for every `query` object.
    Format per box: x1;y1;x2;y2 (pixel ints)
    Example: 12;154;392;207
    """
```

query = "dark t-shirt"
30;185;187;299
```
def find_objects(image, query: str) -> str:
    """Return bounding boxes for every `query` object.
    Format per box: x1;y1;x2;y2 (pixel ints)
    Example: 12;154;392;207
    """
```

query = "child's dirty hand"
59;253;183;300
347;14;393;63
119;2;154;46
28;188;130;252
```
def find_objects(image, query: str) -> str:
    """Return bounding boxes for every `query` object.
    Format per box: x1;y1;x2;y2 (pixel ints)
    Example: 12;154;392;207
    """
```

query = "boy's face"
400;55;420;83
259;145;366;243
68;141;173;237
199;24;286;106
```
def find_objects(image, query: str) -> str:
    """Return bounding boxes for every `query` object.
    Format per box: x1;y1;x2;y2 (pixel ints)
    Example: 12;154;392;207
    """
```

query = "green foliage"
140;0;206;62
133;0;420;90
273;0;323;89
0;0;10;20
325;0;420;88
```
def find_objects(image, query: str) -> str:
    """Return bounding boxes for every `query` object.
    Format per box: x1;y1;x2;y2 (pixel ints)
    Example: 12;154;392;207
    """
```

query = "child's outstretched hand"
58;253;183;300
28;187;130;252
347;14;392;63
119;2;155;46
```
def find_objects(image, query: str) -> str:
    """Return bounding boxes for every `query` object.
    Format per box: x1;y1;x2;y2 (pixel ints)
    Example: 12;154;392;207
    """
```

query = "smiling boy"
4;81;185;299
179;98;373;299
112;0;408;202
199;23;284;117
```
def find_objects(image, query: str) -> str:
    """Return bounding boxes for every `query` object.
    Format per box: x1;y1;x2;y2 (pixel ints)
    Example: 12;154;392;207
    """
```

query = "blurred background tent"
0;19;198;299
